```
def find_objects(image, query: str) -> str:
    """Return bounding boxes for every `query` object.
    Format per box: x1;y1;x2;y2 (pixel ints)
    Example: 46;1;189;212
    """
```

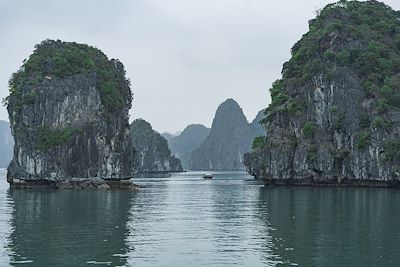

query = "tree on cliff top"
7;39;132;114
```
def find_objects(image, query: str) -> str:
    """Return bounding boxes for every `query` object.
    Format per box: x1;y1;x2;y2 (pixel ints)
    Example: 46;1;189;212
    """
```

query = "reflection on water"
0;170;399;266
261;187;400;266
7;184;135;266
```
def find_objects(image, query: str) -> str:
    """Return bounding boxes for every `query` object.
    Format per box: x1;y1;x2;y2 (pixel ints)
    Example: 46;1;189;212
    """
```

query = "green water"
0;169;399;266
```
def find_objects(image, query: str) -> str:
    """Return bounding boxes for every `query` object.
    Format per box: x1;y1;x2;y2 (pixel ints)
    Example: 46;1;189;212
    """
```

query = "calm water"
0;169;399;266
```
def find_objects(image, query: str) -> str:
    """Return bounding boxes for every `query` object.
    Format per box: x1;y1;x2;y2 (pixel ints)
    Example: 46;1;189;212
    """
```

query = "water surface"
0;169;399;266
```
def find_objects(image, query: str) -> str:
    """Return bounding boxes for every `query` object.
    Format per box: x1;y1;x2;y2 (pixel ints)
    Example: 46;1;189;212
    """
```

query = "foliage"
266;79;288;112
376;98;390;114
382;138;400;162
268;1;400;115
356;131;371;149
302;122;317;139
287;99;303;116
252;136;266;150
371;116;391;129
359;113;370;129
8;39;132;114
38;126;73;150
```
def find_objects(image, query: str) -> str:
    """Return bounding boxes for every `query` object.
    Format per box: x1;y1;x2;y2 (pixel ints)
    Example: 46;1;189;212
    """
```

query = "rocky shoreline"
10;178;141;190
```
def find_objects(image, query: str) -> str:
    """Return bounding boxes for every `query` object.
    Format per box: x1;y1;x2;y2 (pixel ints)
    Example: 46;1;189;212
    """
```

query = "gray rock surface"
6;41;135;187
130;119;183;173
244;2;400;186
190;99;263;170
168;124;210;169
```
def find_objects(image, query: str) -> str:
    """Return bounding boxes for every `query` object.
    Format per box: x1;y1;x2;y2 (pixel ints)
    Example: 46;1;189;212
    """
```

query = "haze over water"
0;169;399;266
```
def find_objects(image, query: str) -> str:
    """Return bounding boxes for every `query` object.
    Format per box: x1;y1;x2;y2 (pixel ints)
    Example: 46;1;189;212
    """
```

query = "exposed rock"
244;1;400;186
6;39;136;188
250;109;266;137
168;124;210;169
130;119;183;172
0;120;13;168
190;99;260;170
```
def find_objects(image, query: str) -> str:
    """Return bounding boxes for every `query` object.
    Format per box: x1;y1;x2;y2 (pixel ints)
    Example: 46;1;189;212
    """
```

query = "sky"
1;0;399;133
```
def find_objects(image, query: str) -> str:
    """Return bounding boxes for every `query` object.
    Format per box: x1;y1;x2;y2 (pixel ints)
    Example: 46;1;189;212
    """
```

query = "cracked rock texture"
6;40;135;186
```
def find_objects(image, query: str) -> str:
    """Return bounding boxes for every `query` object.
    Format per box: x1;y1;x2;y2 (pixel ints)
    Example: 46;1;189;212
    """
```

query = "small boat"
202;173;214;179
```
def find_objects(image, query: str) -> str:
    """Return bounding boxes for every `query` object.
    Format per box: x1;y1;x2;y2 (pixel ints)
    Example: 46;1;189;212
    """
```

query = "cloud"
0;0;399;132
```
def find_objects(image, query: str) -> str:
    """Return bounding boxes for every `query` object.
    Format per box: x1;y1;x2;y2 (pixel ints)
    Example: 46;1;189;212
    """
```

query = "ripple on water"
0;171;399;266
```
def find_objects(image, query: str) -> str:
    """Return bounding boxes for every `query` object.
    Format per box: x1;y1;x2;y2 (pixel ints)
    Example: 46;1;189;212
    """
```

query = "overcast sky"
1;0;399;133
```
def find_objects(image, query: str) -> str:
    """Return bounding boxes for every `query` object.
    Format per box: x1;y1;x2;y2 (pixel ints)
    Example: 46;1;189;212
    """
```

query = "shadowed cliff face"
190;99;262;171
6;40;135;183
244;1;400;184
130;119;183;172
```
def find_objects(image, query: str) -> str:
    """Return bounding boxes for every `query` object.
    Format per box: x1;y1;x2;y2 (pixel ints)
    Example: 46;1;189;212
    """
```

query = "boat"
202;173;214;179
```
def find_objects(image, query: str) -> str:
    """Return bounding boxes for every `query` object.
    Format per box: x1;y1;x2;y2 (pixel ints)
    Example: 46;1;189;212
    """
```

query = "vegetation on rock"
302;122;317;139
245;0;400;182
6;40;135;183
263;0;400;143
7;39;132;114
252;136;266;150
37;127;73;151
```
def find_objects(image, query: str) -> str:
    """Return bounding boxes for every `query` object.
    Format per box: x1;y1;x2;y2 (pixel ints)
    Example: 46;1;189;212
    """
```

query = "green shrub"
376;99;390;114
38;126;73;150
252;136;266;150
356;131;371;149
267;79;289;112
382;138;400;162
359;114;370;129
371;116;391;129
287;99;303;116
302;122;316;139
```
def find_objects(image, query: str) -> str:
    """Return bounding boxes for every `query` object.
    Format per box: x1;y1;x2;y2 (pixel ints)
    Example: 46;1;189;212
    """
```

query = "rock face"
244;1;400;186
190;99;261;170
169;124;210;169
250;109;266;137
0;121;14;168
6;40;135;188
130;119;183;172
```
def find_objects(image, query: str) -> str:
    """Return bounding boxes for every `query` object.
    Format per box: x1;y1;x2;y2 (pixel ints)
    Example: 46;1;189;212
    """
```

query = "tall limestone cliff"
130;119;183;172
6;39;135;188
190;99;257;170
168;124;210;169
0;121;14;168
244;1;400;186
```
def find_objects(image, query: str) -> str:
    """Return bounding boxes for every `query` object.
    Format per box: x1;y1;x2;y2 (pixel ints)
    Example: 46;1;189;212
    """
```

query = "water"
0;169;399;266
